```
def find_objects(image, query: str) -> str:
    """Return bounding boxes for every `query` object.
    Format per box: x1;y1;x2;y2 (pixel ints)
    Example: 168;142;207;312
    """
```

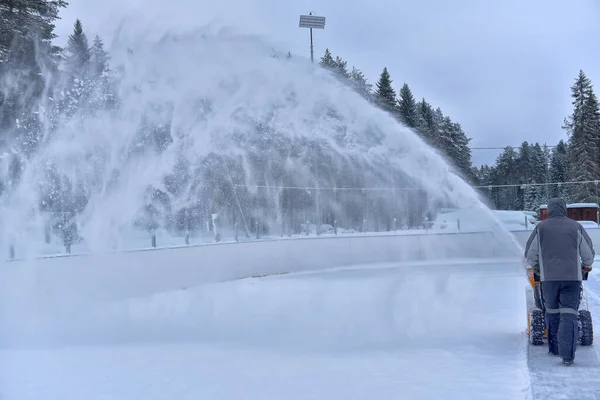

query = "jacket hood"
547;197;567;218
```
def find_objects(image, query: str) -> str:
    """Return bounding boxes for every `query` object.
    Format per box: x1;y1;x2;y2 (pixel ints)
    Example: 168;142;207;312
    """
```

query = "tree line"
322;46;600;212
475;70;600;211
319;48;475;183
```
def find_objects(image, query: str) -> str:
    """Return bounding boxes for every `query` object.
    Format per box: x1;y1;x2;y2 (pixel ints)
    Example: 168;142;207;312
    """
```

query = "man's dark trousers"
542;281;581;360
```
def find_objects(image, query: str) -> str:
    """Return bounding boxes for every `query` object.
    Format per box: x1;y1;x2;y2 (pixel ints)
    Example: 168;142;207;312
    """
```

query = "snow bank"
0;260;530;399
0;231;522;345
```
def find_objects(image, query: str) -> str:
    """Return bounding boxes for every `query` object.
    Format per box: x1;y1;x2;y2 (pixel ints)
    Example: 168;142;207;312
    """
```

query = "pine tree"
0;0;67;134
397;83;418;128
490;147;519;210
437;115;455;160
65;19;91;75
415;98;436;143
56;28;115;118
333;56;349;80
449;121;473;181
530;143;549;180
475;165;495;205
531;143;550;202
563;70;600;202
89;35;109;77
516;142;533;183
524;184;542;211
349;66;372;100
549;140;570;200
373;67;396;114
319;48;336;70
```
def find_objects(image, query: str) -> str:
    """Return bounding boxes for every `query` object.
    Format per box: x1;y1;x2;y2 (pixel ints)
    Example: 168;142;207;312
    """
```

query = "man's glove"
582;265;592;281
532;264;540;281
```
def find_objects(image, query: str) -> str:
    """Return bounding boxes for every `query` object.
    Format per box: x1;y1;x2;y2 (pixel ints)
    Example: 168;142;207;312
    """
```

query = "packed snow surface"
0;259;530;399
3;257;600;399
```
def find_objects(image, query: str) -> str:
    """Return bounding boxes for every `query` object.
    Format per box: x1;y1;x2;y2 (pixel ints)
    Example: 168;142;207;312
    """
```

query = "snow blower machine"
526;267;594;346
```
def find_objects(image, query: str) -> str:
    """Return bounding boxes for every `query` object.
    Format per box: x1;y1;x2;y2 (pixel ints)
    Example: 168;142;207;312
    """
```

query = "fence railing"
12;178;598;260
5;206;538;261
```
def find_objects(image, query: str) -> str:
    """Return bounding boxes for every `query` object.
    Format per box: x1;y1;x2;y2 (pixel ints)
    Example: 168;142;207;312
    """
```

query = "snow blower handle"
582;264;592;281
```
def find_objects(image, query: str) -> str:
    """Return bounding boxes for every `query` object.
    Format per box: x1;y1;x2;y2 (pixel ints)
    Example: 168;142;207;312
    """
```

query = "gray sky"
53;0;600;166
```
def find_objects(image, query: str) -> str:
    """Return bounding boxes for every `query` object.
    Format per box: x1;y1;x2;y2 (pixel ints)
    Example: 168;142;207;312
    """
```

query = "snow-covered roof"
567;203;599;209
540;203;598;209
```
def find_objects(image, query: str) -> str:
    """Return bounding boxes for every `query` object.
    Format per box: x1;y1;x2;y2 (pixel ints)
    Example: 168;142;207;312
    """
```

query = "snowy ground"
3;259;600;399
1;260;529;400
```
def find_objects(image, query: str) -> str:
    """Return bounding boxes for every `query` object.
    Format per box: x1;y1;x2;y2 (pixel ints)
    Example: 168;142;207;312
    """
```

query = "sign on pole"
299;15;326;29
298;13;326;63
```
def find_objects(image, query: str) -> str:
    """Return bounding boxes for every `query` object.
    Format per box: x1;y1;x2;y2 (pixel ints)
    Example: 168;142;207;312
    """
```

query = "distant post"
299;13;326;63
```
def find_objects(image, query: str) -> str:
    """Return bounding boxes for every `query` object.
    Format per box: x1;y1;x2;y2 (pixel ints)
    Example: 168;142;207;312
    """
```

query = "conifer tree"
449;121;473;181
524;184;542;211
0;0;67;133
319;48;336;70
437;115;455;160
490;147;519;210
66;19;91;75
415;98;436;143
549;140;570;200
89;35;109;77
349;67;372;100
333;56;349;79
374;67;396;114
563;70;600;202
397;83;418;128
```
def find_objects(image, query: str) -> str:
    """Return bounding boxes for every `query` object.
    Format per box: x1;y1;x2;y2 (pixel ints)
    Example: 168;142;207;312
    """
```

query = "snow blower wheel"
529;309;545;346
578;309;593;346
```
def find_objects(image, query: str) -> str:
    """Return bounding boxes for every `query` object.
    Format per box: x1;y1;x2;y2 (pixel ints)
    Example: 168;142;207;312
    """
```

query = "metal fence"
7;180;599;259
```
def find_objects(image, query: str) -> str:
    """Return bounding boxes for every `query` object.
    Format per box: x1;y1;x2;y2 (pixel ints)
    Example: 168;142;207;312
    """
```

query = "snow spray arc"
0;27;521;257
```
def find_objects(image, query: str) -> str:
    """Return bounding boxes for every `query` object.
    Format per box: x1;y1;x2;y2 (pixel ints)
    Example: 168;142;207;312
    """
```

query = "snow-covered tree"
524;184;542;211
0;0;67;135
397;83;418;128
65;19;90;76
333;56;349;80
449;121;473;181
530;143;550;203
489;147;518;210
415;98;437;143
349;66;372;100
373;67;396;114
89;35;109;77
549;140;570;200
563;70;600;202
319;48;335;70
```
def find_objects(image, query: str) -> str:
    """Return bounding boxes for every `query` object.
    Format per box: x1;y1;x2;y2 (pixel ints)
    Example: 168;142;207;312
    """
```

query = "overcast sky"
53;0;600;166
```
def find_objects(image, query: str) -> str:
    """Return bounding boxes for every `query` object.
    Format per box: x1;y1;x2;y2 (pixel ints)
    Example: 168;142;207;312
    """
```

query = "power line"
474;180;599;189
470;145;557;150
234;180;600;192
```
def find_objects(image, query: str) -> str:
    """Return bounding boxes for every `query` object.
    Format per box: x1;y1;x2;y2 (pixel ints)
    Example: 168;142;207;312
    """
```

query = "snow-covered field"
0;259;537;399
4;254;600;399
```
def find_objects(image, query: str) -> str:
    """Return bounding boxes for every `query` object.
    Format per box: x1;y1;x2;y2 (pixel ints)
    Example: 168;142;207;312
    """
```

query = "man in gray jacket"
525;197;595;364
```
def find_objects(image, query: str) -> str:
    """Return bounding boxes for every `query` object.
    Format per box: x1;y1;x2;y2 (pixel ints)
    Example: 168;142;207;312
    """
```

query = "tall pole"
310;27;314;63
299;12;326;62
